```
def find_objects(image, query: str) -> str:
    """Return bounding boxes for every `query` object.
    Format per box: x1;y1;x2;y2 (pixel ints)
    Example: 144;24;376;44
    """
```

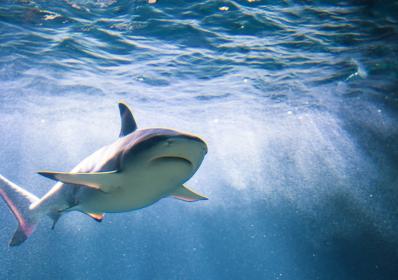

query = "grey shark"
0;102;207;246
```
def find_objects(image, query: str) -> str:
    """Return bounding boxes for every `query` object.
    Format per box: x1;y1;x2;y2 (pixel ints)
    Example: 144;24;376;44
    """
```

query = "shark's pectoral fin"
86;212;104;222
171;185;208;202
37;170;120;192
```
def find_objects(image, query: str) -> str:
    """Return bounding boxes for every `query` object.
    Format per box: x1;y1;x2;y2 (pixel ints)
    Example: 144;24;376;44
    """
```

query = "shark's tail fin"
0;175;39;246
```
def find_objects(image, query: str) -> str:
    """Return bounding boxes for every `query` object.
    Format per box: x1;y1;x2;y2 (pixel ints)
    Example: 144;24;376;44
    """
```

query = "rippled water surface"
1;0;398;279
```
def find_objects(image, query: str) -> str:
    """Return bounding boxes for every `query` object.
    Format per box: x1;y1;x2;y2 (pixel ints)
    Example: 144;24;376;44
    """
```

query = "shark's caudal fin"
0;175;39;246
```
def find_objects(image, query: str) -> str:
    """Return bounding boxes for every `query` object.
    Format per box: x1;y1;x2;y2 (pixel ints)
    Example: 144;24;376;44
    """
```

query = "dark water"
1;0;398;279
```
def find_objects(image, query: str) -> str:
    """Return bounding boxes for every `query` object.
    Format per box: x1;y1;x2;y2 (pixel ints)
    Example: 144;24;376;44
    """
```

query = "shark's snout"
150;133;207;172
178;134;208;154
191;136;208;155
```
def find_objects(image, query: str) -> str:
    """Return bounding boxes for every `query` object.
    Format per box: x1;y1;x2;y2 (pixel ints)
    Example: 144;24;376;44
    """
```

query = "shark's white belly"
75;157;193;213
78;183;174;213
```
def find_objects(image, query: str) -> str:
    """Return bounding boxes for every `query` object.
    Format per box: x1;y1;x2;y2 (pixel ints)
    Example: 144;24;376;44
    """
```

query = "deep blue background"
1;0;398;279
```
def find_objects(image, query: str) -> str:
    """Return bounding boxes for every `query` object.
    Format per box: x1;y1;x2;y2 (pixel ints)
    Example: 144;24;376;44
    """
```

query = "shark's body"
0;103;207;246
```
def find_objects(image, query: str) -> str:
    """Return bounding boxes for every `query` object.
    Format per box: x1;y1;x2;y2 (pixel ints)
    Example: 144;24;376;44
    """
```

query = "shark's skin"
34;128;207;215
0;103;207;246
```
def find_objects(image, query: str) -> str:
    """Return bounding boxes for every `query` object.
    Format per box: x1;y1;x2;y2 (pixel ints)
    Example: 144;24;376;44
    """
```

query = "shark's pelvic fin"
118;102;137;137
85;212;104;222
48;211;62;230
0;175;39;246
171;185;208;202
38;170;119;193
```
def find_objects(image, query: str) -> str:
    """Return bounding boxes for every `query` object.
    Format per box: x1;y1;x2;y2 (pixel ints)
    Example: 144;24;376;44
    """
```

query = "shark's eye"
165;140;173;146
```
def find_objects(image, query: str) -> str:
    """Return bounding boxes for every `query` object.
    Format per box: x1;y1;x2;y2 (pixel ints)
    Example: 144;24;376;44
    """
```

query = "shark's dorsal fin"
171;185;208;202
38;170;120;193
118;102;137;137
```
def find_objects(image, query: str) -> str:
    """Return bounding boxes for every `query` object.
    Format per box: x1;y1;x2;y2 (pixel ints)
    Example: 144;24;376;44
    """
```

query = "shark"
0;102;207;246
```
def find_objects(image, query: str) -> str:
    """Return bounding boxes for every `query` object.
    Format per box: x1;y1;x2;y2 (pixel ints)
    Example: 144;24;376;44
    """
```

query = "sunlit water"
1;0;398;279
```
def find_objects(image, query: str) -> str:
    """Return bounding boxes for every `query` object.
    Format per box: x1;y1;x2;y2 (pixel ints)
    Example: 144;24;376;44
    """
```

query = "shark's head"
122;128;207;186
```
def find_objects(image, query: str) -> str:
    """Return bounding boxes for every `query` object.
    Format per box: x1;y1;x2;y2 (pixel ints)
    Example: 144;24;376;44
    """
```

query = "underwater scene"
1;0;398;279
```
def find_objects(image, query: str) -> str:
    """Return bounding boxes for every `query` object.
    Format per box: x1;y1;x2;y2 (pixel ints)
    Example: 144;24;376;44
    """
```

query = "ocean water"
1;0;398;279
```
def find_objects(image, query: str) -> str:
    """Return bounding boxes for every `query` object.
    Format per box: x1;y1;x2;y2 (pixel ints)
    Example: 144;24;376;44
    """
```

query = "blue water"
1;0;398;279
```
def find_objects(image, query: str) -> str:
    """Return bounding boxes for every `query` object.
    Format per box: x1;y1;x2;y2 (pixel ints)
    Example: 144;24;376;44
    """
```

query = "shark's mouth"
150;156;193;167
